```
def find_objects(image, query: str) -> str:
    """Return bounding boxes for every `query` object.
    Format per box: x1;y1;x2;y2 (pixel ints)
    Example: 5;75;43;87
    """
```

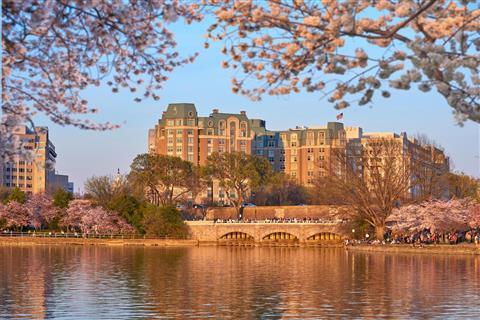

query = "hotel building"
149;103;449;202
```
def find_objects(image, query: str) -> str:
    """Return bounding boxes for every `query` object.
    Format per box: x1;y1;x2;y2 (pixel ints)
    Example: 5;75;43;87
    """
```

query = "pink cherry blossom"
61;199;134;234
1;0;202;158
205;0;480;124
387;198;479;233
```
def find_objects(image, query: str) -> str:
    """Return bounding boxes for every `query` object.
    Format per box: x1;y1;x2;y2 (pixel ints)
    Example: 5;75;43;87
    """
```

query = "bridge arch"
219;231;254;241
262;232;298;241
306;232;342;242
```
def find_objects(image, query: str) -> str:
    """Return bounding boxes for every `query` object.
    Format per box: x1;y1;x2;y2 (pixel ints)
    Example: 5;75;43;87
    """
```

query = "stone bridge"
186;221;348;244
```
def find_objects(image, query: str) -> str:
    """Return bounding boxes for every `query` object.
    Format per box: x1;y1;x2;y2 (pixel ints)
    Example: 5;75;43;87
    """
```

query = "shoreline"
0;236;198;247
1;237;480;255
346;243;480;255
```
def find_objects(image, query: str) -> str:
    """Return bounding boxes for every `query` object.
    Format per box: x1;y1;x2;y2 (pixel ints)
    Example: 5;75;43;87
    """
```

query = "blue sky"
36;21;479;192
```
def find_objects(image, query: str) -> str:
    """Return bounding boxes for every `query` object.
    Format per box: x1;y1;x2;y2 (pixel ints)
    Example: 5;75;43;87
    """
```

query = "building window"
291;142;297;147
188;137;194;144
167;120;174;126
188;146;194;153
176;129;182;135
187;154;194;162
219;139;225;145
168;137;173;144
168;129;174;136
176;137;183;144
175;119;183;126
207;139;212;145
187;119;195;126
187;129;194;135
176;147;182;153
207;129;214;135
240;122;247;137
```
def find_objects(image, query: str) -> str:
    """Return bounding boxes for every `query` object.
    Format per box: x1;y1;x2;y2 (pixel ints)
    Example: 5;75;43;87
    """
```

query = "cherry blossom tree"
206;0;480;124
61;199;134;234
0;201;30;229
24;193;58;230
1;0;202;157
387;198;479;233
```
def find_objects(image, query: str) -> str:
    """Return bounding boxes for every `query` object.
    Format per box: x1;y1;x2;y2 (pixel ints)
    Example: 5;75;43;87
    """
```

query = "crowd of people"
345;227;480;245
385;228;480;245
213;217;344;224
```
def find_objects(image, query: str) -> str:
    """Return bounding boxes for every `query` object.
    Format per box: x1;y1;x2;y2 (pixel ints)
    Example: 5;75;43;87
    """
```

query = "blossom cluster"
0;196;134;234
206;0;480;123
1;0;202;157
387;198;480;233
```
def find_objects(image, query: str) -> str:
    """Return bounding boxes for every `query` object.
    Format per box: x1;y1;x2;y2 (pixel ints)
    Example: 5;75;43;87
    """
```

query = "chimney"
240;110;246;116
212;108;219;114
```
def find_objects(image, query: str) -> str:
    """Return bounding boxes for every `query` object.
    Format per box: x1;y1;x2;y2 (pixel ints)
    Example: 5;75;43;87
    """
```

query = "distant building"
346;129;450;199
149;103;450;202
149;103;258;165
148;104;350;202
252;122;347;186
1;126;72;194
68;182;74;194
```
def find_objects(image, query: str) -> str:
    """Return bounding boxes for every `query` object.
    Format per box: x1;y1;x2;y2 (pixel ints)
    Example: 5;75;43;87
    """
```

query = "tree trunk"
375;224;385;240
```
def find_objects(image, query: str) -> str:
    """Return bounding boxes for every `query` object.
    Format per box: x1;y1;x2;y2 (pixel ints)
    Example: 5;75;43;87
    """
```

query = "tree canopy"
206;0;480;124
129;153;199;206
2;0;479;160
1;0;201;157
204;152;272;217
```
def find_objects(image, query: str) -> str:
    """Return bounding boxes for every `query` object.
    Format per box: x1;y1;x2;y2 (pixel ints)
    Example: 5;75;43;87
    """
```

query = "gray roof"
163;103;198;119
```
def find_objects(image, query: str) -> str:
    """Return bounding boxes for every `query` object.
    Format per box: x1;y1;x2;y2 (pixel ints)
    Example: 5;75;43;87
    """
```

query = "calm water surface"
0;246;479;319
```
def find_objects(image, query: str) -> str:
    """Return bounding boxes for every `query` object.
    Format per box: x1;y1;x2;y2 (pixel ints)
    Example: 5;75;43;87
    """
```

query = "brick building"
149;103;449;203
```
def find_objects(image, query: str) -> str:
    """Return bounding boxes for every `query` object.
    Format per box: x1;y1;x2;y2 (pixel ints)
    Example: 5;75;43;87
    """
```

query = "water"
1;246;479;319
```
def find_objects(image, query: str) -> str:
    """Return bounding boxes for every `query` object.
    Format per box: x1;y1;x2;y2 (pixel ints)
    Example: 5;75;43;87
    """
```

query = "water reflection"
0;246;479;319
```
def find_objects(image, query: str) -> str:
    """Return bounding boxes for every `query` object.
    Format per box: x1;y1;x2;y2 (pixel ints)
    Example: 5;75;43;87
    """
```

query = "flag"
336;113;344;120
